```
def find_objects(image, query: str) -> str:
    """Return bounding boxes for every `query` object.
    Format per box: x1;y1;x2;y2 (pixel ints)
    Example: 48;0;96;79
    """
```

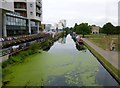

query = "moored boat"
76;35;84;45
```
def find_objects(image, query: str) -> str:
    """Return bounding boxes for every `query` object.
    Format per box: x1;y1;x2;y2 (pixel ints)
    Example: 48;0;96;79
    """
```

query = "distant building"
54;23;58;29
45;24;52;32
59;20;66;28
91;25;100;34
58;20;66;32
58;22;63;31
118;1;120;26
41;24;45;31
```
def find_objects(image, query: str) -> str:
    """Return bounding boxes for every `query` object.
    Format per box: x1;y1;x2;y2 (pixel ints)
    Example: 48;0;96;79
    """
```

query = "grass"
86;34;120;52
84;41;120;83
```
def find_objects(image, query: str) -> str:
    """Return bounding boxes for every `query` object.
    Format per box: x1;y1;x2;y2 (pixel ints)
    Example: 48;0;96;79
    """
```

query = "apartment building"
0;0;42;37
118;1;120;26
0;0;14;37
0;0;14;12
14;0;42;34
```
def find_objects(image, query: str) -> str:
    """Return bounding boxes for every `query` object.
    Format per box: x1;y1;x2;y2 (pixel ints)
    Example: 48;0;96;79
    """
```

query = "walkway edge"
83;40;120;84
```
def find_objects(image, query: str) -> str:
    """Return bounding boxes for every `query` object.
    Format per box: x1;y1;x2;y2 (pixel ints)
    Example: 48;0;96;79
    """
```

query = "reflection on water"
47;34;119;86
75;43;86;51
58;37;66;44
4;34;119;86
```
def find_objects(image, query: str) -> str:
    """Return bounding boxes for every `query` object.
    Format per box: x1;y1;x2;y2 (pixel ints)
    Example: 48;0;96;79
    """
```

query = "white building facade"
118;1;120;26
0;0;14;37
14;0;42;34
0;0;42;37
0;0;14;12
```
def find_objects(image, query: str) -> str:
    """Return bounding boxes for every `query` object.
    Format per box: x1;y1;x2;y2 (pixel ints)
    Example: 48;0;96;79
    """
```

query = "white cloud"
42;0;119;27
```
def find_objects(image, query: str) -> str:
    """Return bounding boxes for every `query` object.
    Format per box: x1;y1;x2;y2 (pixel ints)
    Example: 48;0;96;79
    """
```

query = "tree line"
65;22;120;37
101;22;120;35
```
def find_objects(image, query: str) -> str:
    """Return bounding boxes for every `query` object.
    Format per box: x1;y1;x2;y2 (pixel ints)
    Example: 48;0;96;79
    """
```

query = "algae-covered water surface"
3;35;119;86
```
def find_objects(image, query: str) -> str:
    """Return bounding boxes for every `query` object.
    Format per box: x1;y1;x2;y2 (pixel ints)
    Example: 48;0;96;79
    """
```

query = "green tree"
102;22;114;35
73;23;78;32
114;26;120;34
76;23;91;37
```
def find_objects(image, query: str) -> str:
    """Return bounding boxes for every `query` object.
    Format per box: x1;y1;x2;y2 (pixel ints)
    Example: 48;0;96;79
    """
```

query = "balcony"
14;0;27;3
14;8;27;11
14;2;27;11
36;1;42;8
36;8;42;14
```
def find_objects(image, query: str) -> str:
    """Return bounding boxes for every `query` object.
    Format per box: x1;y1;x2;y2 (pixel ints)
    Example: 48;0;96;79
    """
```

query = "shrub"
2;42;41;68
2;61;8;68
29;43;40;53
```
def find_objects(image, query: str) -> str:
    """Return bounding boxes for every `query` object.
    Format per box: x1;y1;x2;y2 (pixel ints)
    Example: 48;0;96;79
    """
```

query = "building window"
30;12;33;15
30;4;33;7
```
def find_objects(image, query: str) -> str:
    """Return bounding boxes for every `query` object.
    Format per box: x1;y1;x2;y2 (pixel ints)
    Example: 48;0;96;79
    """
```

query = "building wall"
45;24;52;32
14;0;42;21
92;26;100;34
0;9;2;37
118;1;120;26
13;0;42;35
1;0;42;37
0;1;2;9
27;0;42;21
41;24;45;30
0;0;14;12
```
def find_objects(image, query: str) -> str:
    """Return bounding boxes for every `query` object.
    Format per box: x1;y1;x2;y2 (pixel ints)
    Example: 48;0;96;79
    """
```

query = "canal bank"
2;34;119;86
1;32;63;62
83;38;120;84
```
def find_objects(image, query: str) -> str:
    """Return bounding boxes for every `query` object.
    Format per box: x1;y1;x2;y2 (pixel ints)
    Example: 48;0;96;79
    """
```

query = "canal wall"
83;39;120;84
1;32;64;62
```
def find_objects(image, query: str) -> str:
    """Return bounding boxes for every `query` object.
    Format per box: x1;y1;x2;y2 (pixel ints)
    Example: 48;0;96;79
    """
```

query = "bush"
2;61;8;68
29;43;40;53
2;42;41;68
27;49;33;55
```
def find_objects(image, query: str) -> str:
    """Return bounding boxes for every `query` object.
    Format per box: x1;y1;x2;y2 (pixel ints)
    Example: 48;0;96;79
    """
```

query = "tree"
73;23;78;32
75;23;91;37
114;26;120;34
102;22;114;35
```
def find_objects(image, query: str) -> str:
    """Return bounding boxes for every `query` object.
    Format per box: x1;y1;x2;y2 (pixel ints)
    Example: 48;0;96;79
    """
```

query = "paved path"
82;38;120;71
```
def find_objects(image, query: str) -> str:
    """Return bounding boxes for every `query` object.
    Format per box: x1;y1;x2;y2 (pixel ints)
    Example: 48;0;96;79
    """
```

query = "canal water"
4;34;119;86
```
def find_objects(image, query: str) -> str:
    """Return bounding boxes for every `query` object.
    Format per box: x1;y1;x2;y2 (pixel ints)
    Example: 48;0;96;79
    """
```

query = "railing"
0;33;52;57
0;32;50;49
36;1;42;8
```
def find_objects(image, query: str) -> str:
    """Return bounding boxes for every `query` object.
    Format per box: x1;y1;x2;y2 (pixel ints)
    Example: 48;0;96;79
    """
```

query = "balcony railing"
36;8;42;14
14;8;27;11
36;1;42;8
14;0;27;3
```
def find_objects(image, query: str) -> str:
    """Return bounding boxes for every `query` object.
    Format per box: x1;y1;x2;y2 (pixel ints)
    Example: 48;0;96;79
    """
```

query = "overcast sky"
42;0;119;27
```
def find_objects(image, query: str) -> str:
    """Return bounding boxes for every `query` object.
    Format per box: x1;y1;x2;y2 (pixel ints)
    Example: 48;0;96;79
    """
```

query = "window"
7;16;11;25
11;17;14;25
30;4;33;7
30;12;33;15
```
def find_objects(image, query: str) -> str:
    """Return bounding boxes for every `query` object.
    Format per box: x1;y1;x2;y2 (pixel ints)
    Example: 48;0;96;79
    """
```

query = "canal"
3;34;119;86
